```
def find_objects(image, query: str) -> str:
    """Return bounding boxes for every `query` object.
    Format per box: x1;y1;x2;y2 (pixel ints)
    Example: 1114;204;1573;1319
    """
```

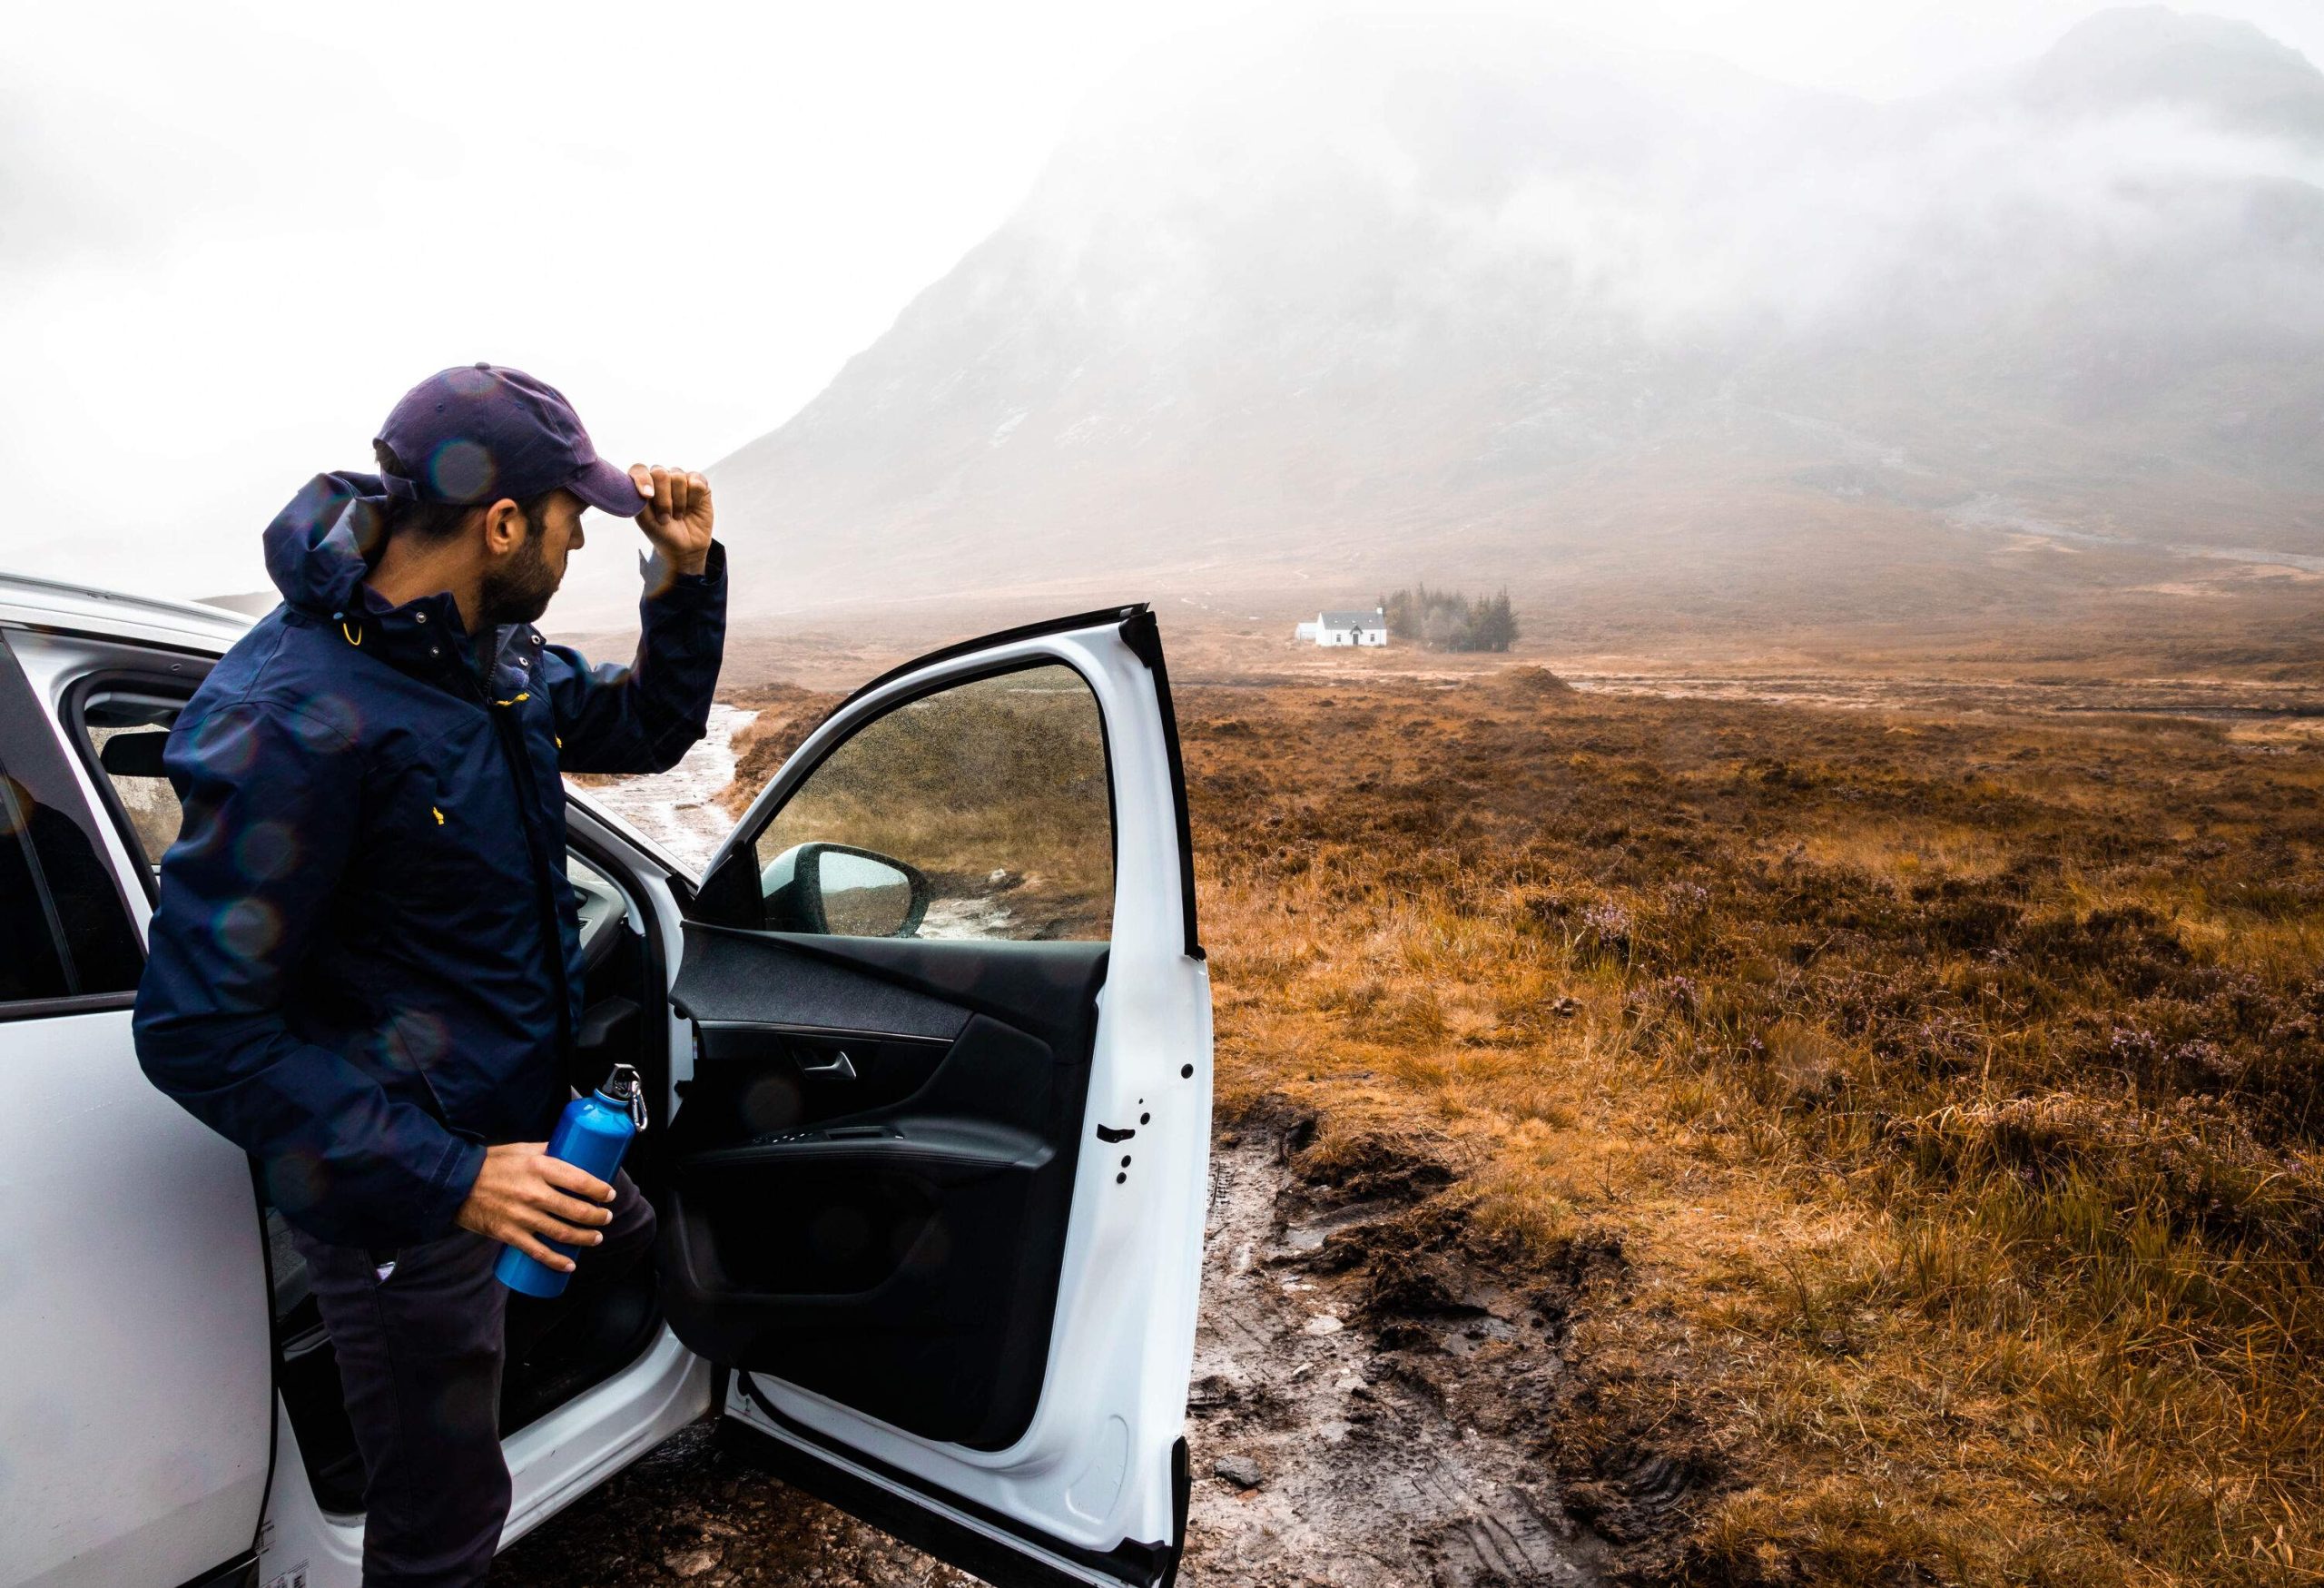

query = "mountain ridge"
2017;5;2324;140
697;7;2324;653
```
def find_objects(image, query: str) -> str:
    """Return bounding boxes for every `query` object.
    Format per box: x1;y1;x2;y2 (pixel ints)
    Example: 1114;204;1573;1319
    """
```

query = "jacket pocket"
368;760;468;903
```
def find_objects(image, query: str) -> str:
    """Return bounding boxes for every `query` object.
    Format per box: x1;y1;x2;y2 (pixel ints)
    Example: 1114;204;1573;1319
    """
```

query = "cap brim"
569;457;648;518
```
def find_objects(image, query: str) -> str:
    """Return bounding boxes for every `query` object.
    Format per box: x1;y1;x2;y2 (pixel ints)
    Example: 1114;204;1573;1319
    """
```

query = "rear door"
662;605;1210;1586
0;626;271;1588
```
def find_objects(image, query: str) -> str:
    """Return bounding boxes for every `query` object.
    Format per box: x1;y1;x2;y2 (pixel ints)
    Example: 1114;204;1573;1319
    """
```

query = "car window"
751;663;1115;942
0;771;79;1001
82;693;184;869
0;656;145;1008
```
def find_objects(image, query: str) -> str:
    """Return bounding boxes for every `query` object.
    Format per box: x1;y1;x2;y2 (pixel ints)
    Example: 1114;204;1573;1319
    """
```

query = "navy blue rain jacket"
133;472;726;1248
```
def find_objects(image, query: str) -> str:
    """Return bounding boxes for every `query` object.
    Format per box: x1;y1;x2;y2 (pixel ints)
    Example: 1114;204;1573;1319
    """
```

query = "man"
134;363;727;1585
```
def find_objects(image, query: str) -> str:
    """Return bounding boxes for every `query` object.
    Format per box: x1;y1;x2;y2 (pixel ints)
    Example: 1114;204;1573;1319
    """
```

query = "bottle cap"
597;1063;648;1131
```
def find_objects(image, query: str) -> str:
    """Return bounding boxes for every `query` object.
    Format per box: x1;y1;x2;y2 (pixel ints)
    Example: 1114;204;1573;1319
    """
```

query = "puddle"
916;896;1019;939
1285;1197;1402;1251
1564;672;2324;722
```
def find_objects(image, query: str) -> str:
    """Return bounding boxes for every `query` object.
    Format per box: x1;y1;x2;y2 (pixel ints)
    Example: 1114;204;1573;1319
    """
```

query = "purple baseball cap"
373;363;644;518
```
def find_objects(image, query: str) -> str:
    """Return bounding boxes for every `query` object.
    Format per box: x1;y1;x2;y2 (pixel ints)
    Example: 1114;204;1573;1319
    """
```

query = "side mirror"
761;842;931;939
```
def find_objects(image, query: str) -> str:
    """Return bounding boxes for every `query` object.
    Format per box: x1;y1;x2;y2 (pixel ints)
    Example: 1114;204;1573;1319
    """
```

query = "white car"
0;572;1212;1588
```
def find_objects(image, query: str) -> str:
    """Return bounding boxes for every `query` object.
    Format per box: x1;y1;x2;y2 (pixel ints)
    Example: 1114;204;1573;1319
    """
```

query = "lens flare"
429;439;497;503
300;690;364;745
233;820;300;882
213;898;282;960
385;1010;451;1072
266;1149;327;1214
192;712;261;776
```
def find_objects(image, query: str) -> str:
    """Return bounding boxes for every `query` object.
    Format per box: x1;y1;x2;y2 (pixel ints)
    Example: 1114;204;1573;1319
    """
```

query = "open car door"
660;605;1211;1586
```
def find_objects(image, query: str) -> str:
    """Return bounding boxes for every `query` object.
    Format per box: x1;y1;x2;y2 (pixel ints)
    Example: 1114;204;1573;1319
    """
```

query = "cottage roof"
1320;608;1384;628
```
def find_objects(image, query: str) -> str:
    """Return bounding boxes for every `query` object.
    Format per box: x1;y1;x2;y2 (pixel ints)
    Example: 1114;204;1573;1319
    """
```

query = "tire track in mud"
1182;1127;1605;1587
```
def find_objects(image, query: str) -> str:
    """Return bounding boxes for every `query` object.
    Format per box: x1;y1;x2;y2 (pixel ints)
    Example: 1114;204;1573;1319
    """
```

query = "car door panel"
677;926;977;1040
660;607;1209;1586
692;1024;958;1112
665;926;1108;1450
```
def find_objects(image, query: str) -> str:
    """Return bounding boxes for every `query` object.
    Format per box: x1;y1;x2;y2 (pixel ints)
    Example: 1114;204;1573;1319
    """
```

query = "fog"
1026;13;2323;348
3;1;2320;610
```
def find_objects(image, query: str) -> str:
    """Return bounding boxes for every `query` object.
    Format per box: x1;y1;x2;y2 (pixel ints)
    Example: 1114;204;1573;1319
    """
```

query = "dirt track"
1179;1126;1603;1585
498;1118;1610;1586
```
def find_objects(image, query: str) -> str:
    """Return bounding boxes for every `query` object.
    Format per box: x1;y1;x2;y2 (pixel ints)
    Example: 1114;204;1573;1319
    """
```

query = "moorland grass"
1185;676;2324;1585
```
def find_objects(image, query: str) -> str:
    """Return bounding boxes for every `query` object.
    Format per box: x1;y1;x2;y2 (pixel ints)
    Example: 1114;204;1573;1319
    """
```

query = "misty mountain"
2016;6;2324;142
708;7;2324;646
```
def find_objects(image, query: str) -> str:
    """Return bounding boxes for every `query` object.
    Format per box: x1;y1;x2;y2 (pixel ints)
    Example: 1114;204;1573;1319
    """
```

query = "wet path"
574;701;757;870
1177;1134;1601;1586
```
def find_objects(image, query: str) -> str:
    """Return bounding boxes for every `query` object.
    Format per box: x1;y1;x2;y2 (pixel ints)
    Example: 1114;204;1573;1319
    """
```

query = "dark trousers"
291;1172;658;1588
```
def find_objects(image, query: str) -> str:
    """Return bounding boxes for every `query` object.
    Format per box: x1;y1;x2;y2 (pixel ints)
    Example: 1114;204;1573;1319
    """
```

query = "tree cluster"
1379;585;1519;652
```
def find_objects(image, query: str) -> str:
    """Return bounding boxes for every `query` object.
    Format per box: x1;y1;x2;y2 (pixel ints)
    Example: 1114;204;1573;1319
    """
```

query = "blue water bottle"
494;1063;647;1298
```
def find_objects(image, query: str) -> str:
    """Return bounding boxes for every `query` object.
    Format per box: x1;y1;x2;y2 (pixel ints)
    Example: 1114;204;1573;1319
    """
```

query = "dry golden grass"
751;665;1114;939
1184;676;2324;1586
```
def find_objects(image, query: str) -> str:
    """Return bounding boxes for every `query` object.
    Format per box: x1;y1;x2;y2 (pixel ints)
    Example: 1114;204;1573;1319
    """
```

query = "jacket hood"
264;471;393;616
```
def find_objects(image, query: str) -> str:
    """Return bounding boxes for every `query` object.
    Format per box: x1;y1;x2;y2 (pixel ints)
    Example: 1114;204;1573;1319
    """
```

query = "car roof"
0;570;252;655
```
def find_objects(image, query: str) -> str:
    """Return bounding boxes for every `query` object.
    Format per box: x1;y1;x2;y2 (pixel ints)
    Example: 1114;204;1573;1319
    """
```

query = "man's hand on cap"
630;464;714;578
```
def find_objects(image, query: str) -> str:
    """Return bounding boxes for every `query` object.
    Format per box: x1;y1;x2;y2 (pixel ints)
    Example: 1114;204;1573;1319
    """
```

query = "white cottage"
1310;607;1388;646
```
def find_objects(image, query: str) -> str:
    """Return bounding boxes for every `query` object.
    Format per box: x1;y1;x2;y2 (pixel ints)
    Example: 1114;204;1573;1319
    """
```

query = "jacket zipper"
489;700;577;1072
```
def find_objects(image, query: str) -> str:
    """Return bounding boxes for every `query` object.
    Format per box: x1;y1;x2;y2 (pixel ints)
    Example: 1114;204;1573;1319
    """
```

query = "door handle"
800;1051;858;1080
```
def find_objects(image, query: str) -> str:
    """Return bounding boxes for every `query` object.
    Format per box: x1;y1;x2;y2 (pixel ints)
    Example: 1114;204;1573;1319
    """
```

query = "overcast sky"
4;0;2319;604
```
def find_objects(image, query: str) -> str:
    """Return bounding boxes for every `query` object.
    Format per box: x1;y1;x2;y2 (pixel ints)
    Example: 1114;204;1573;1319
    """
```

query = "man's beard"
477;525;560;628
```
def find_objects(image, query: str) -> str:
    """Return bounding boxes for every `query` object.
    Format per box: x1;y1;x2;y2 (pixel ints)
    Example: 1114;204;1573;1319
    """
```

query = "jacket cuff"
421;1135;487;1241
648;539;725;600
680;539;726;585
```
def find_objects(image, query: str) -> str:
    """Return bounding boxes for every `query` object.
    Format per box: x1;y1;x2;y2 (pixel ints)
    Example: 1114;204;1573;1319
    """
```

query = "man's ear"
478;498;528;557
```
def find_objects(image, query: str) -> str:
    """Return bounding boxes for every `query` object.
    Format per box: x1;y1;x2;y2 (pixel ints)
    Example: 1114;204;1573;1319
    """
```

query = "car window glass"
0;646;150;1008
752;663;1114;942
0;770;76;1001
0;764;143;1005
84;695;184;868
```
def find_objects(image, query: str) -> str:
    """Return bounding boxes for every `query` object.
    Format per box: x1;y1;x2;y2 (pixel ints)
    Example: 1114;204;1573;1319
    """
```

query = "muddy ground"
498;1114;1624;1586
